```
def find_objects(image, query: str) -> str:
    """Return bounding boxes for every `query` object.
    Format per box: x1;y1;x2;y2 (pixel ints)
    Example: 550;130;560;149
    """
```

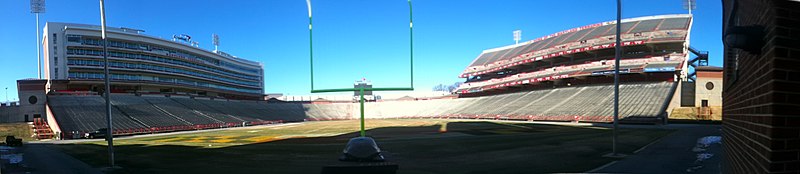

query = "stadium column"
612;0;622;156
99;0;115;167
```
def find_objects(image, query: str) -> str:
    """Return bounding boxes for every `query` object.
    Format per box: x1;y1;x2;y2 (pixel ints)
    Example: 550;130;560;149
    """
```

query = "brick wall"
722;0;800;173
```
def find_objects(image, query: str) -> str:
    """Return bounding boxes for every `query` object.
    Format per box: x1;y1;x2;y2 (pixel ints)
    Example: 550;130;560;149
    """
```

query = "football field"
55;119;672;174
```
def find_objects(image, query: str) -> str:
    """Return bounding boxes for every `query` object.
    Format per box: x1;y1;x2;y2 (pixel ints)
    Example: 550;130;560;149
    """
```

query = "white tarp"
697;136;722;146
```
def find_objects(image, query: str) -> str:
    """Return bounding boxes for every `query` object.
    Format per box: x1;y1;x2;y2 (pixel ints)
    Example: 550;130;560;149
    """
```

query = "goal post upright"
305;0;415;137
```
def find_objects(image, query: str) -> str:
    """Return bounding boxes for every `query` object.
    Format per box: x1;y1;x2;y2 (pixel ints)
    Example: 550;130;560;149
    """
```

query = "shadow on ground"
54;122;672;174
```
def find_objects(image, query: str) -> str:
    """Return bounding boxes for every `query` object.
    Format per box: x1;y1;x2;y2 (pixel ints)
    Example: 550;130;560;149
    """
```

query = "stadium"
4;14;704;138
2;0;769;172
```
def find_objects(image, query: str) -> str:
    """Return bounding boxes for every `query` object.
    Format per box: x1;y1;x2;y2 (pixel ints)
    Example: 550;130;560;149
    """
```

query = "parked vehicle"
5;136;23;147
86;128;108;139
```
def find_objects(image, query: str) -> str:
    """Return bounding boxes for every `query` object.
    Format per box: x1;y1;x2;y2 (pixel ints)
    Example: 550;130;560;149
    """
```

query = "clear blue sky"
0;0;722;100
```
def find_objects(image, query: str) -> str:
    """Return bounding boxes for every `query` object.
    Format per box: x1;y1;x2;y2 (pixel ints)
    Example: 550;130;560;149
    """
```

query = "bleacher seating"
171;98;247;123
47;81;674;138
112;95;190;127
49;95;143;133
142;96;221;125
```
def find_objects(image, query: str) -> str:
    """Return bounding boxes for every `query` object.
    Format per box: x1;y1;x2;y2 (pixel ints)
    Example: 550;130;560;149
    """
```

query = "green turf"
0;123;33;142
55;119;672;174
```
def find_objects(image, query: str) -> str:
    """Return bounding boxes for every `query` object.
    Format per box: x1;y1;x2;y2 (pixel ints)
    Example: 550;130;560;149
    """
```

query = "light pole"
98;0;115;167
612;0;622;156
30;0;45;79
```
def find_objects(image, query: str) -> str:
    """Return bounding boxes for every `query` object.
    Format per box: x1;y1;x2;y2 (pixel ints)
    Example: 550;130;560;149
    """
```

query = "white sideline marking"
634;134;668;154
586;161;618;173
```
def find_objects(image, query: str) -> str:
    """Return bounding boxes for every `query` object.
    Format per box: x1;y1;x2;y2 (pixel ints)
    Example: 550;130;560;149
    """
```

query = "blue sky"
0;0;722;100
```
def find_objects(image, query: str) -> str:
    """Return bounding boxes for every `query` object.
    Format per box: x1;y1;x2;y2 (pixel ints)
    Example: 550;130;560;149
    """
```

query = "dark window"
705;82;714;90
53;33;57;42
28;95;38;105
67;35;81;42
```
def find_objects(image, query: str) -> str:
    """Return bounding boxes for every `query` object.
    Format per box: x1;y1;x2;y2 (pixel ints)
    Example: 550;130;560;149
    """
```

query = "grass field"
0;123;33;142
55;119;672;174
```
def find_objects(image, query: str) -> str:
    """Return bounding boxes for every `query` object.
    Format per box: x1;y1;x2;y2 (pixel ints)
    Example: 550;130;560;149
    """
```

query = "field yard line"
36;122;305;144
478;119;597;127
494;122;534;130
585;161;618;173
634;132;671;154
303;124;333;134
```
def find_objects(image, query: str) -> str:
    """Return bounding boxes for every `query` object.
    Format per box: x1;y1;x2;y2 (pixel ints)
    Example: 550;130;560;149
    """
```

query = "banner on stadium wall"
591;69;630;76
644;67;676;72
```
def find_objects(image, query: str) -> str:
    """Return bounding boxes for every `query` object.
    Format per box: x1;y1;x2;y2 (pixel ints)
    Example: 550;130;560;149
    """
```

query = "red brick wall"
722;0;800;173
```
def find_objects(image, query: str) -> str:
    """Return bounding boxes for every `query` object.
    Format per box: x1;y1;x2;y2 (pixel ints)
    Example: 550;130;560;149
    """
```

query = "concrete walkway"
593;124;722;173
17;143;102;174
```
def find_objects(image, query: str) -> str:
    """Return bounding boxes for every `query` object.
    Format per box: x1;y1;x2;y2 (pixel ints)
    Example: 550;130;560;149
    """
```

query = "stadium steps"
33;118;54;139
113;95;190;127
143;96;221;125
541;87;587;116
508;89;556;115
171;98;247;123
49;95;145;134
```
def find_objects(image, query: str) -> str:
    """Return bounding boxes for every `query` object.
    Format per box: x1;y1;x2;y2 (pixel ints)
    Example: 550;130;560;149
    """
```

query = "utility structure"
31;0;45;79
611;0;622;157
305;0;414;137
212;33;220;52
683;0;696;14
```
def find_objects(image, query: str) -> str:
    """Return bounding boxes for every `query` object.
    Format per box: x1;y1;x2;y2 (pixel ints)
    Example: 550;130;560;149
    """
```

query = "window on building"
54;57;58;66
54;68;58;78
53;33;57;42
67;35;80;42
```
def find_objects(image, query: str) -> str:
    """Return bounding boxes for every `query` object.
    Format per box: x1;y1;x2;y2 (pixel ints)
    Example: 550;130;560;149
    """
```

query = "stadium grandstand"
42;22;264;100
456;14;692;94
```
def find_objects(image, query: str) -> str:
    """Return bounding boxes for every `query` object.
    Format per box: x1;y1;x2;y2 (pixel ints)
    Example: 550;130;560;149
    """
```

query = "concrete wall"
0;104;20;123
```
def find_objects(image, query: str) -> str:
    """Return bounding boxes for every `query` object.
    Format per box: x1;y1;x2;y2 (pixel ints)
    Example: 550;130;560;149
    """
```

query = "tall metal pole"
612;0;622;156
408;0;413;88
99;0;114;167
36;13;41;79
306;0;314;91
359;88;365;137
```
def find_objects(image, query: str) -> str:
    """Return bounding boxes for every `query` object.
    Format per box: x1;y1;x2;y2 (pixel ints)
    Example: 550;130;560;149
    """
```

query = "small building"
693;66;723;107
